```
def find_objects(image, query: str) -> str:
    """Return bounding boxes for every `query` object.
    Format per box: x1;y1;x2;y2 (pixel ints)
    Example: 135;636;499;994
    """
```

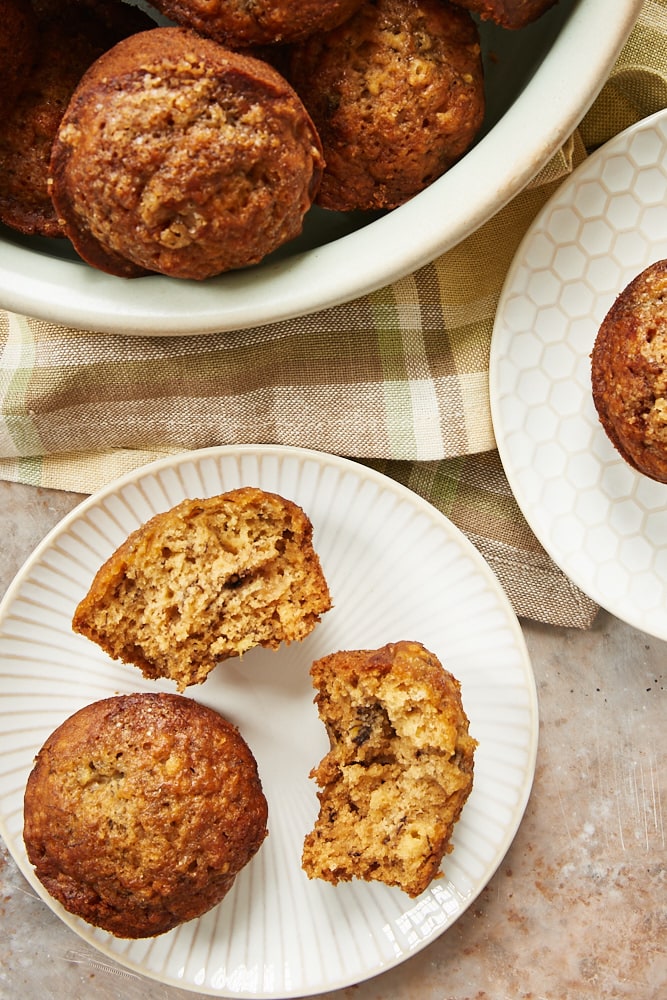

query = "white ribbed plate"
0;445;537;998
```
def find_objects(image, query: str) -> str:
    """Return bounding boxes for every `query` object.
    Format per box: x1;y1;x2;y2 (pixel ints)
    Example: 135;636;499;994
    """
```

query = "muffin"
0;0;152;238
287;0;485;212
23;692;268;938
591;259;667;483
149;0;365;47
450;0;558;29
0;0;37;117
49;27;324;279
302;640;477;897
72;487;332;690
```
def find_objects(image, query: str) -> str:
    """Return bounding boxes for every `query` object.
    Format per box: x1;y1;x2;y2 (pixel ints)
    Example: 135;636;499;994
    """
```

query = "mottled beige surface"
0;479;665;1000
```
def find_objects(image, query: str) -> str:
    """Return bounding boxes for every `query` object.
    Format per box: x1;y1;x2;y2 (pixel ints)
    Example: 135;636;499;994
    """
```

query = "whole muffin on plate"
591;259;667;484
287;0;485;212
302;640;477;897
149;0;365;47
23;692;268;938
49;27;324;279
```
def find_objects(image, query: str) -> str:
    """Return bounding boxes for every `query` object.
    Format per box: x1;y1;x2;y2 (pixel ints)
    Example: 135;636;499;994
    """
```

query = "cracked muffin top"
49;27;324;279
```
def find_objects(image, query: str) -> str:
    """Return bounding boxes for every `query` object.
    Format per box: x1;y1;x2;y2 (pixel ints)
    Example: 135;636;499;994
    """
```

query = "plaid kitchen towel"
1;0;666;629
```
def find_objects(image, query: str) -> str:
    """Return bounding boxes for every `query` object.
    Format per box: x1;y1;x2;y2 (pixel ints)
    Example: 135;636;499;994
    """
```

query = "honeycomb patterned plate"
490;108;667;639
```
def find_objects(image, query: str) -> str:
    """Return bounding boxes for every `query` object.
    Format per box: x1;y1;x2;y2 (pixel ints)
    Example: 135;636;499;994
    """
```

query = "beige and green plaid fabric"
2;1;666;629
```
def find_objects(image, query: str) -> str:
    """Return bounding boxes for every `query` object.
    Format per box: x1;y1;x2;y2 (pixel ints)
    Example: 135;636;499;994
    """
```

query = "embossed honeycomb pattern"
492;112;667;638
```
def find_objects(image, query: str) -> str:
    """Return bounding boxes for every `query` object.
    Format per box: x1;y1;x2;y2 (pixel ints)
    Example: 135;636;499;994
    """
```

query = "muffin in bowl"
49;27;324;279
148;0;365;47
0;0;37;116
287;0;485;212
0;0;152;238
449;0;558;30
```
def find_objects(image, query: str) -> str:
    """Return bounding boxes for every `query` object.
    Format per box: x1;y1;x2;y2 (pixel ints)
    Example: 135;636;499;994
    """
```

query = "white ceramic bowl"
0;0;643;336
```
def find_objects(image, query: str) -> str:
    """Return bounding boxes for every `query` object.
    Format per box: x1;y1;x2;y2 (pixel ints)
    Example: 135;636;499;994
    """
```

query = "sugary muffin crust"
149;0;365;47
72;487;332;689
23;692;268;938
287;0;485;211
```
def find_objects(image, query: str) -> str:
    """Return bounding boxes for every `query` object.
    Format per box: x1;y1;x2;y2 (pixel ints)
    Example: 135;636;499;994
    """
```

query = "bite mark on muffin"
302;640;477;897
23;692;268;938
72;487;332;690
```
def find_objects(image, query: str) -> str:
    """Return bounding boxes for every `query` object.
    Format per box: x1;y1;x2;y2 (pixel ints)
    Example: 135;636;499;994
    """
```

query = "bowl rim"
0;0;645;336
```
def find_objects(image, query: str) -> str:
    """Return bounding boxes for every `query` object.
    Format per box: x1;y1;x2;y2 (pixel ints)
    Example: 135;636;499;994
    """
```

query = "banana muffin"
302;640;477;897
0;0;152;238
72;487;332;690
149;0;365;47
23;692;268;938
287;0;485;212
449;0;558;29
49;26;324;278
591;259;667;483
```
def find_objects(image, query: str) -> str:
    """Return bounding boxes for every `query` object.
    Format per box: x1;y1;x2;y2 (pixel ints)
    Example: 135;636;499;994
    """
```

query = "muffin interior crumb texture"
49;27;324;279
301;640;476;897
72;487;332;690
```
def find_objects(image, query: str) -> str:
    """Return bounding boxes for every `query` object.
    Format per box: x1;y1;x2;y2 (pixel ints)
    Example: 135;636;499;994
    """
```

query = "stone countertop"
0;480;665;1000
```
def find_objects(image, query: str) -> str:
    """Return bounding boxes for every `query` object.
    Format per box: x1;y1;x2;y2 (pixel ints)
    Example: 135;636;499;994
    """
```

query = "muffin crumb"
302;640;476;897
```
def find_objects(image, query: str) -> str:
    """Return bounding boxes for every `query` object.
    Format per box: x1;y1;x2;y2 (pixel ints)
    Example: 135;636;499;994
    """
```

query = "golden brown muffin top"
23;692;268;938
591;259;667;483
49;27;324;278
149;0;365;47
